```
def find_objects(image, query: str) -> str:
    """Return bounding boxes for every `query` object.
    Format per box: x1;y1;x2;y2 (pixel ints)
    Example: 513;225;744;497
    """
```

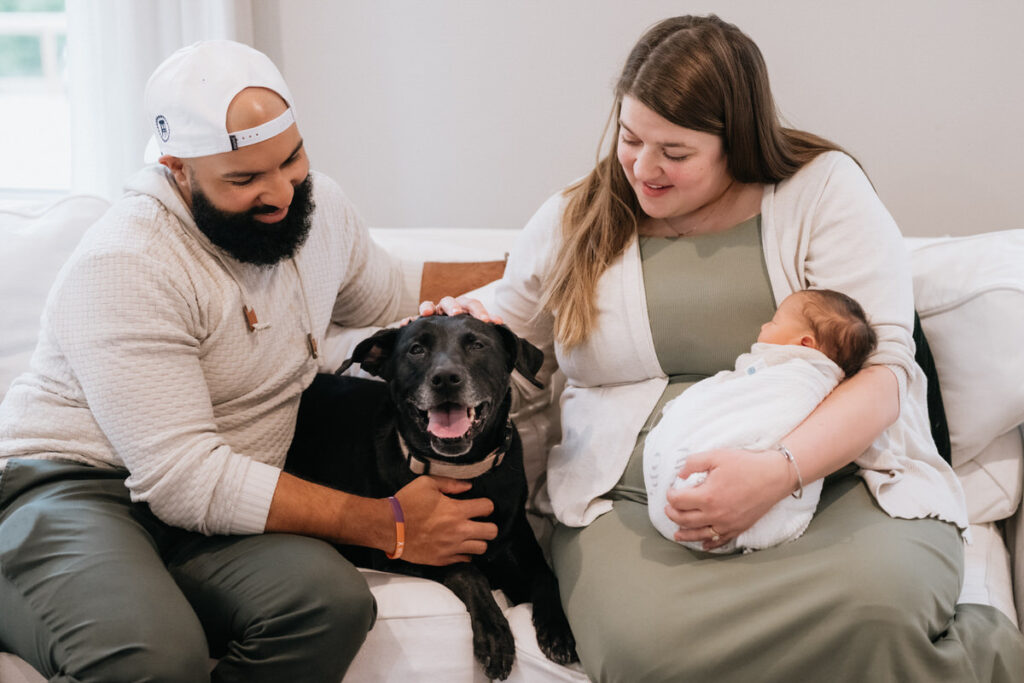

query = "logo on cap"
155;115;170;142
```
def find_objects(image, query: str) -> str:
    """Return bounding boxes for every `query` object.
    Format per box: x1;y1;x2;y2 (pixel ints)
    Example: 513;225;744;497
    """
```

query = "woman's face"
616;95;733;222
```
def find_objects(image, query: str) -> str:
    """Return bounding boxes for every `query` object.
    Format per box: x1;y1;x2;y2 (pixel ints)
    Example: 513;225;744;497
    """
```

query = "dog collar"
398;419;513;480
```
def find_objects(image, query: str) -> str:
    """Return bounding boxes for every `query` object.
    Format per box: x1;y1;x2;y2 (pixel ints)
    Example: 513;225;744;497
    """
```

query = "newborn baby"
643;288;877;553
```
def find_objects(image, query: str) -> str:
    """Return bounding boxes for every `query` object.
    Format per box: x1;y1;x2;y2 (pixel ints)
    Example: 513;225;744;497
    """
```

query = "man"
0;40;496;682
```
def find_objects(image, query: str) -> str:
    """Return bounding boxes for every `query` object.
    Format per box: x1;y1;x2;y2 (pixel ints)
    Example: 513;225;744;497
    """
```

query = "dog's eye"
467;340;485;351
408;343;426;356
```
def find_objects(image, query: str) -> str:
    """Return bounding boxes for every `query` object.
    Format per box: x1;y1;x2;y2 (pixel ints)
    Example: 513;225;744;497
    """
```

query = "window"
0;0;68;195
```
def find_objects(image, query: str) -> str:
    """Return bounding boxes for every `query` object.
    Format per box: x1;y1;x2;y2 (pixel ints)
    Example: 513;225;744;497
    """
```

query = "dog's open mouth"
408;400;491;456
424;401;488;439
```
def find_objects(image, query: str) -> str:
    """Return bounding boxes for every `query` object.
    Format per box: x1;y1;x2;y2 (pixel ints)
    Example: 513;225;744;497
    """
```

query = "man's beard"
189;175;315;267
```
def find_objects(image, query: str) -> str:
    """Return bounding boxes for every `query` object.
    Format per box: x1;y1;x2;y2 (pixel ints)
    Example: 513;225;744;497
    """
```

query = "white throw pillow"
0;195;110;400
909;230;1024;469
909;232;1019;528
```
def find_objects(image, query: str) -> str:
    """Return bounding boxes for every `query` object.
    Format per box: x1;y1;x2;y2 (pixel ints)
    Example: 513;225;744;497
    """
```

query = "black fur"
285;315;577;680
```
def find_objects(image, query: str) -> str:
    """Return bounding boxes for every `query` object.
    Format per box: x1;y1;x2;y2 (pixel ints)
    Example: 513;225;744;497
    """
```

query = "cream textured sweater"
493;151;970;533
0;167;419;534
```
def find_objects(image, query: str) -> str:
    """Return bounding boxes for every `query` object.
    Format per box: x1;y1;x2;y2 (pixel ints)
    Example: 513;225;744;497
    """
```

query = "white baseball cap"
143;40;297;161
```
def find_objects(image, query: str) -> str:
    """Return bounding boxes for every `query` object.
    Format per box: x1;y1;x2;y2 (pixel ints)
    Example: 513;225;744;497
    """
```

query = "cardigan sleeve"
793;152;917;402
491;192;565;416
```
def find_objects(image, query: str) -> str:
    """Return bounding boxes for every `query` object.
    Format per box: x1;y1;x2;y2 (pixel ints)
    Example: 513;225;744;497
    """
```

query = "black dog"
285;314;577;680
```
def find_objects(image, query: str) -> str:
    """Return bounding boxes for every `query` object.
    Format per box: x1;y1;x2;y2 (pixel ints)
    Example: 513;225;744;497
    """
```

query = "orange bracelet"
385;496;406;560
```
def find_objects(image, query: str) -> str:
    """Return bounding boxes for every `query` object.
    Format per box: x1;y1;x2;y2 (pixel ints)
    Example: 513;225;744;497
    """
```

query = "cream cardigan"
495;151;969;532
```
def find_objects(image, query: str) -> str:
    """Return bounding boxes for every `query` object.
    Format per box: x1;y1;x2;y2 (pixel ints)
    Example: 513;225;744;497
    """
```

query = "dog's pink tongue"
427;405;471;438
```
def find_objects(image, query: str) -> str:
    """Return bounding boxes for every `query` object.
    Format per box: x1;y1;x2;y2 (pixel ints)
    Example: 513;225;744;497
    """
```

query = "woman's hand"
664;447;796;551
417;295;503;324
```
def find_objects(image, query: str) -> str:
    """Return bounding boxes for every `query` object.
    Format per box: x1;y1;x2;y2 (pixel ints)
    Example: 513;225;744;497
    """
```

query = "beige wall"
253;1;1023;237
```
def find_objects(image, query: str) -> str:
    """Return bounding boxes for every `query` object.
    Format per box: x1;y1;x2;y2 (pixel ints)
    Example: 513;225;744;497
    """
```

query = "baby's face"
757;293;815;347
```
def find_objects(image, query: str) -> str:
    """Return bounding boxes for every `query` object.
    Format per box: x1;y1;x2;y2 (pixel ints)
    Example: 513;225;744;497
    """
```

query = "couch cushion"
0;195;110;401
0;653;45;683
347;569;588;682
908;231;1024;522
959;521;1017;627
954;427;1024;524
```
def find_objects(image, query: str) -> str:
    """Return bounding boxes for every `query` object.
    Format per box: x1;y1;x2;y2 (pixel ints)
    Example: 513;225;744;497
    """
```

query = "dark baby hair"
801;289;878;377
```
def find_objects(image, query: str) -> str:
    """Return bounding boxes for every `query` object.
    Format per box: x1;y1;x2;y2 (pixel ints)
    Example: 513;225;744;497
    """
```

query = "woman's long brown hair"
541;15;848;348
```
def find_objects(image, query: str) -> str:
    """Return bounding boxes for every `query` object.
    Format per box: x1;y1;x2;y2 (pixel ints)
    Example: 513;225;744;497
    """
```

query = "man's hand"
394;476;498;565
265;471;497;566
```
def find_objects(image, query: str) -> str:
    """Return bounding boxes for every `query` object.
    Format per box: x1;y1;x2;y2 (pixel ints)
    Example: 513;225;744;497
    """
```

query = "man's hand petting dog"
285;314;577;680
395;474;497;565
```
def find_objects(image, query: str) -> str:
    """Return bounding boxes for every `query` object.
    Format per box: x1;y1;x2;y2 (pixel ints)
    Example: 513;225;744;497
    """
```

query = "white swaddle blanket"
643;342;844;553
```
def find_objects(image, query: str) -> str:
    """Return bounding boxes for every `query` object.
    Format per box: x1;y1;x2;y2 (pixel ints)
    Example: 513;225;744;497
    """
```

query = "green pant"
0;459;376;683
551;474;1024;683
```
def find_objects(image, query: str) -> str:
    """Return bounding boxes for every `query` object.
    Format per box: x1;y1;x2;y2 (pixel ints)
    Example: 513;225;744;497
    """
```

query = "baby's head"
757;289;878;377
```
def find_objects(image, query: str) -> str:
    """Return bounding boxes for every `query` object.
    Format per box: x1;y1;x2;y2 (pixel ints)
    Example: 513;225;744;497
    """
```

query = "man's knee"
58;616;210;683
237;538;376;678
318;570;377;641
237;536;376;644
275;541;377;640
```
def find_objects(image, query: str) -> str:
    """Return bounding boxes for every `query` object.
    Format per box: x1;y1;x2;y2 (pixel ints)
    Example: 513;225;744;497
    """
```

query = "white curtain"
65;0;255;201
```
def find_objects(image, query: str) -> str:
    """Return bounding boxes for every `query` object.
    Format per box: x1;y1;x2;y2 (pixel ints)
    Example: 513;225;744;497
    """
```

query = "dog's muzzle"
406;397;494;457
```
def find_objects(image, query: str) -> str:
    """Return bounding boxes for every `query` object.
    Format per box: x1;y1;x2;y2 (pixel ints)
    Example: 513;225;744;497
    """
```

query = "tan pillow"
420;259;506;303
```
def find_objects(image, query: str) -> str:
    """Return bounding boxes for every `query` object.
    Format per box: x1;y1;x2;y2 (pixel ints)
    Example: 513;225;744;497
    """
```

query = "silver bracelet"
776;443;804;499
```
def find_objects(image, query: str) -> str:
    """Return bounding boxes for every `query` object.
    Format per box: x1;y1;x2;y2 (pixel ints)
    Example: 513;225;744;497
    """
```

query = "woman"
483;14;1023;682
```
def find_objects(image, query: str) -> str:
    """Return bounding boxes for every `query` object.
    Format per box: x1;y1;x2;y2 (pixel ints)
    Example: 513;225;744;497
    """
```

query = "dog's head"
338;315;543;458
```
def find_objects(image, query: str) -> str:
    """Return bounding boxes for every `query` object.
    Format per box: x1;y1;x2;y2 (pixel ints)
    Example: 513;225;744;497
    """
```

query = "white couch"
1;196;1021;682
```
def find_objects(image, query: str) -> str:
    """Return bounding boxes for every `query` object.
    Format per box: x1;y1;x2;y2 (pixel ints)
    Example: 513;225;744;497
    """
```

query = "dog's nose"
431;368;463;388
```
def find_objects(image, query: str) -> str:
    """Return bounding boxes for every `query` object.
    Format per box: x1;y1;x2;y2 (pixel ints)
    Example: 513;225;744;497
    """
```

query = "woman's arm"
778;365;899;484
666;365;898;549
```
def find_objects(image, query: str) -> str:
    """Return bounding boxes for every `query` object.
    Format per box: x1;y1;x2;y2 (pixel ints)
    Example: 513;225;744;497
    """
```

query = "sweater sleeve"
317;176;420;370
49;249;279;535
329;187;419;328
311;174;419;370
797;153;917;402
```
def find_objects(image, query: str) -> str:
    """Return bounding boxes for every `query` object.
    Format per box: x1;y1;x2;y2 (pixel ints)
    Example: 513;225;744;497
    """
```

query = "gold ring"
709;526;721;542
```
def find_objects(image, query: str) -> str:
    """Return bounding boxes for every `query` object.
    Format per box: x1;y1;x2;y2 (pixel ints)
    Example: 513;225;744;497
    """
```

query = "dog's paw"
536;621;579;665
533;601;579;665
529;573;579;665
474;625;516;680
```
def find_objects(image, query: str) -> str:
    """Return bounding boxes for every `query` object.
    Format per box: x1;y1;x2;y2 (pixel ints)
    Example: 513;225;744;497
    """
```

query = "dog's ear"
335;327;401;379
494;324;545;389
